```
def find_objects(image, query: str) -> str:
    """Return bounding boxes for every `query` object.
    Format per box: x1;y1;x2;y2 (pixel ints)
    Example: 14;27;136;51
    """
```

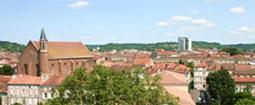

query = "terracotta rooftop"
133;57;152;66
234;77;255;83
234;70;255;75
8;75;65;86
154;71;194;105
32;41;93;59
174;64;190;73
0;75;12;93
152;70;188;85
235;64;254;71
195;62;208;68
8;75;42;85
164;86;195;105
41;76;65;86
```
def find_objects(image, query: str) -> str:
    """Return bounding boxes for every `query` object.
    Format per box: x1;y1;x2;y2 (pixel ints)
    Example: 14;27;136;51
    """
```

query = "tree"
206;70;235;105
221;48;243;56
45;66;178;105
178;60;185;65
234;98;255;105
12;103;22;105
186;62;194;77
0;65;14;75
188;80;194;90
234;91;253;103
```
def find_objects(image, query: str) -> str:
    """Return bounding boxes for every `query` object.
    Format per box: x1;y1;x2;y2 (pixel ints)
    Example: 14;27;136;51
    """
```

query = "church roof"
32;41;93;59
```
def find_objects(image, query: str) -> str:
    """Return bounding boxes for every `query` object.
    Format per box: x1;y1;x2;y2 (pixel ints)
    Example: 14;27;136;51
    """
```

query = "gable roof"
152;70;188;85
32;41;93;59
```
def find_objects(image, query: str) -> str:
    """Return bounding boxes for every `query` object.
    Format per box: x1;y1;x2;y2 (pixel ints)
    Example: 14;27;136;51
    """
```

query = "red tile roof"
0;75;12;93
235;64;254;71
32;41;93;59
164;87;195;105
41;76;65;86
133;57;152;66
234;77;255;83
8;75;42;85
8;75;65;86
153;70;188;85
195;62;208;68
174;64;190;73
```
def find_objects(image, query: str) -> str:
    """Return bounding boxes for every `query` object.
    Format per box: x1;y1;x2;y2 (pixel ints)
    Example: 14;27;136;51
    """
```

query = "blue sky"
0;0;255;44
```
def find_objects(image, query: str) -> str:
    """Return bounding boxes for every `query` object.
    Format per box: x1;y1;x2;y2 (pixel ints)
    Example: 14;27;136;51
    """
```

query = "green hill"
0;41;25;52
87;41;255;52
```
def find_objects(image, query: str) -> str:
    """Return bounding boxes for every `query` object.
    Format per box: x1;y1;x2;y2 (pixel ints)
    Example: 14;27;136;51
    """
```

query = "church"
17;29;95;77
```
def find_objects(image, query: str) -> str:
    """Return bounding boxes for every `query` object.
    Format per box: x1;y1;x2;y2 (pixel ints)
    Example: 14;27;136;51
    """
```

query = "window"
51;63;54;67
42;43;45;50
64;62;67;65
24;64;28;74
76;62;79;65
44;93;48;99
36;64;40;76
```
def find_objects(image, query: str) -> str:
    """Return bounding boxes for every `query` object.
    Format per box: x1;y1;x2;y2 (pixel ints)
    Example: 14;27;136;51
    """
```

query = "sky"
0;0;255;45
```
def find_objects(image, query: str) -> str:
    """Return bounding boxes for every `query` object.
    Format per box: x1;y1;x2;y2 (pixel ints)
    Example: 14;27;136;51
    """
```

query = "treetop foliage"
45;65;179;105
0;65;15;75
206;70;236;105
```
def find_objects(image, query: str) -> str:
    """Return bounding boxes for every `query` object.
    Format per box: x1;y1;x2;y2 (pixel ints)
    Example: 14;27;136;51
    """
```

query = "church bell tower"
39;28;49;76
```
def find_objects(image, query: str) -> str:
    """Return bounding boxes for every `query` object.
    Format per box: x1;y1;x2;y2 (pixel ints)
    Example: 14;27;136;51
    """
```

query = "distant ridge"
0;40;254;52
87;41;255;52
0;41;25;52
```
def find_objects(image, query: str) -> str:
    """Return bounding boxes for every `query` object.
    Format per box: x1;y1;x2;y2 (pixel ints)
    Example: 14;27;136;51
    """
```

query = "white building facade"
178;37;192;52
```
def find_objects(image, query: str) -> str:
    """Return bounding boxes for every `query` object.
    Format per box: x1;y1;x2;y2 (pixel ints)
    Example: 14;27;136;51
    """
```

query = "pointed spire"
40;28;47;41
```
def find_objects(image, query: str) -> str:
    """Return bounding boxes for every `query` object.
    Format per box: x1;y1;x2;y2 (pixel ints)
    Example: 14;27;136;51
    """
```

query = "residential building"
193;62;221;90
4;74;64;105
152;70;195;105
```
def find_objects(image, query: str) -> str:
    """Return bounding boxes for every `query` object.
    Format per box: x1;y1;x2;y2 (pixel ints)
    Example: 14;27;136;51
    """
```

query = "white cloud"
68;0;89;8
157;21;169;26
231;26;255;34
156;15;191;27
239;26;254;33
171;16;192;22
191;18;216;28
157;16;216;30
202;0;216;3
192;10;200;14
229;6;246;14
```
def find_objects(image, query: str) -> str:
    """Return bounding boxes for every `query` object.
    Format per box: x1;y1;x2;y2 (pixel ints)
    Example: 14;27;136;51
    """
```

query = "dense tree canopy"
45;66;178;105
206;70;236;105
0;41;25;52
234;98;255;105
0;65;15;75
221;48;243;56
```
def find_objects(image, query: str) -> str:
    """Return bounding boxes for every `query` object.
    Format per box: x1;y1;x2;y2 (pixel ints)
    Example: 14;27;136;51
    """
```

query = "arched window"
36;64;40;76
24;64;28;74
